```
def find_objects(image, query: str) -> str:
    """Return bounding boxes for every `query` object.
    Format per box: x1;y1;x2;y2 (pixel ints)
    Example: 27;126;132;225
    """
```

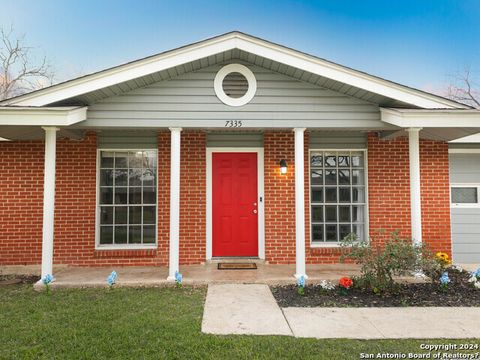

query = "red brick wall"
179;131;206;265
367;132;452;255
0;141;44;265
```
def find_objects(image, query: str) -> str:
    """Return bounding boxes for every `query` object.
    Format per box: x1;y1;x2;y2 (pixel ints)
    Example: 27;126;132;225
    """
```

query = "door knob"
253;209;257;214
253;202;257;206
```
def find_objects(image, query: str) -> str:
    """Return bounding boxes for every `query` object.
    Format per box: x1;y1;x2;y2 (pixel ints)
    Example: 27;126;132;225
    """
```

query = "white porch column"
407;127;423;245
40;126;59;280
168;127;182;280
294;128;307;279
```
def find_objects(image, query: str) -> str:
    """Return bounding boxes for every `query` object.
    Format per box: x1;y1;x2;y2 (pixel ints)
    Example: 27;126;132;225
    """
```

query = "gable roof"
0;31;470;109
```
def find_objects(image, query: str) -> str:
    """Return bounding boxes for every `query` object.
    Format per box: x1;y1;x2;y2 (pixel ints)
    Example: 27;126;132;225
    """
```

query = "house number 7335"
225;120;243;128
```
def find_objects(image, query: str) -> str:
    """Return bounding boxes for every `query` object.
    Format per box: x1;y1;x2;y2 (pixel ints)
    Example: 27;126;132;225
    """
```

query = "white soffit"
0;32;468;109
0;106;88;126
380;108;480;128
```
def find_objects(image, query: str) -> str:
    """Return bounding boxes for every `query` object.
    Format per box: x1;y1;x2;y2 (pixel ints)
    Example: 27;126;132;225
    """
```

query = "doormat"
217;263;257;270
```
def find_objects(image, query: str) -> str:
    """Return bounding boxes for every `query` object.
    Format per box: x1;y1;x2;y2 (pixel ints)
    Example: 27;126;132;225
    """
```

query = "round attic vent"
214;64;256;106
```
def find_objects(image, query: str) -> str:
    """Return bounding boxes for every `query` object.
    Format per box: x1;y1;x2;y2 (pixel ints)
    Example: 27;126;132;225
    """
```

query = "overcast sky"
1;0;479;96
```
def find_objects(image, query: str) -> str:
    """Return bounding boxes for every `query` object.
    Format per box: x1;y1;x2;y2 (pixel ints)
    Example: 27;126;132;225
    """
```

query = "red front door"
212;152;258;257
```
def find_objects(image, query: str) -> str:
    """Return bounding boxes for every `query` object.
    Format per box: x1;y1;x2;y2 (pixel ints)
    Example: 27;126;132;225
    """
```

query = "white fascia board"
2;33;465;109
0;106;87;126
380;108;480;128
236;38;463;109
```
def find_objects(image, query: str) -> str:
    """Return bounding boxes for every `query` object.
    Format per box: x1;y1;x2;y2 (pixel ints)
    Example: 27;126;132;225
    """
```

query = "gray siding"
449;153;480;263
449;153;480;183
206;132;263;147
451;208;480;263
86;62;381;126
309;131;367;149
97;130;157;149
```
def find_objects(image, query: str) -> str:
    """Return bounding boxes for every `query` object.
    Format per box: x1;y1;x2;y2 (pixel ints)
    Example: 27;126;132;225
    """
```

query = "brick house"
1;32;479;282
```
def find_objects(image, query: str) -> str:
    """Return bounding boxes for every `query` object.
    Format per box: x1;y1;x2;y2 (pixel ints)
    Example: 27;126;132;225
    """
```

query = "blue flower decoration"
297;275;305;288
475;268;480;278
175;271;183;284
107;271;117;286
42;274;54;285
440;272;450;285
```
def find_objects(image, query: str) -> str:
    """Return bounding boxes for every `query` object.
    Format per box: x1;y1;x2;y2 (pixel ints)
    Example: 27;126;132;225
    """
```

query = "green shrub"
340;232;440;294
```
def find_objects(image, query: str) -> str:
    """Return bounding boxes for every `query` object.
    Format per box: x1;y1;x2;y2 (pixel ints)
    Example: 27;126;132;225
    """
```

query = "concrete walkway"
202;284;480;339
202;284;292;336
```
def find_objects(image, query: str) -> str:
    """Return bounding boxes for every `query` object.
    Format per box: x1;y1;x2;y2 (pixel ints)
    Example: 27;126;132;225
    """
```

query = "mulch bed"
0;274;40;286
271;269;480;307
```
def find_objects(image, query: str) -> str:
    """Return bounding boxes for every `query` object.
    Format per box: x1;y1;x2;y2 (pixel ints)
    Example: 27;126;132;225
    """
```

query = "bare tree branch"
0;25;55;100
446;66;480;108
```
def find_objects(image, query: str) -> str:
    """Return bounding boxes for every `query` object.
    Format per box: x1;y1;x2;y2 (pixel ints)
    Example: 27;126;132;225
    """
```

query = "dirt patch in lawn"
271;269;480;307
0;274;40;286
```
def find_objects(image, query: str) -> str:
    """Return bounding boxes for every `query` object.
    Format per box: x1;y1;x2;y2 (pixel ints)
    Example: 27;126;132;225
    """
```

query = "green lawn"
0;285;475;359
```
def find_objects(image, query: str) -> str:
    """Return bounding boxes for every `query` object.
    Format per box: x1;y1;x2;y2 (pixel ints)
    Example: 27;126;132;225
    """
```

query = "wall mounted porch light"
279;159;288;175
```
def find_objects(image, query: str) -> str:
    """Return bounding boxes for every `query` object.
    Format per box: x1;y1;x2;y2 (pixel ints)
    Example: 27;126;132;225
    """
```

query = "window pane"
325;154;336;167
129;169;142;186
115;206;127;224
100;226;113;244
338;170;350;185
339;224;351;241
114;169;128;186
143;187;156;204
312;224;324;242
325;187;337;202
100;152;114;168
451;187;478;204
129;152;144;168
100;188;113;204
311;170;323;185
325;206;337;221
115;152;128;168
129;187;142;205
352;169;364;185
352;206;364;222
312;206;323;222
114;187;127;204
351;153;364;167
339;206;351;222
129;226;142;244
143;226;155;244
311;154;323;167
325;170;336;185
142;169;156;186
100;169;113;186
339;187;351;202
311;188;323;203
326;224;338;242
353;224;364;241
115;226;128;244
338;155;350;167
129;206;142;224
143;206;156;224
100;207;113;224
352;187;365;203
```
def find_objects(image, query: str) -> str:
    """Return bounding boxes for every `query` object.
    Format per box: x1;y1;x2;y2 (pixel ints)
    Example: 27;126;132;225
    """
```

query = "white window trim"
214;64;257;107
450;183;480;208
308;149;369;248
95;148;158;250
206;147;265;259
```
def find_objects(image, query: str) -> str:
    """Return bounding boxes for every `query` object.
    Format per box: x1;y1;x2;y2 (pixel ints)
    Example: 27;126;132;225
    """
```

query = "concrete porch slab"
283;307;480;339
201;284;292;336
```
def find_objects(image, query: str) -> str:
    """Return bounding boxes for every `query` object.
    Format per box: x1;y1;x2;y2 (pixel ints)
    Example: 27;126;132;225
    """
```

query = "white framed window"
96;150;157;248
214;64;257;107
450;184;480;208
309;150;368;245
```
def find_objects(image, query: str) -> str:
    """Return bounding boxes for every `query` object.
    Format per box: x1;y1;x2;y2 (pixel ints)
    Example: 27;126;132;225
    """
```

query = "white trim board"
1;32;466;109
206;147;265;260
0;106;87;126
